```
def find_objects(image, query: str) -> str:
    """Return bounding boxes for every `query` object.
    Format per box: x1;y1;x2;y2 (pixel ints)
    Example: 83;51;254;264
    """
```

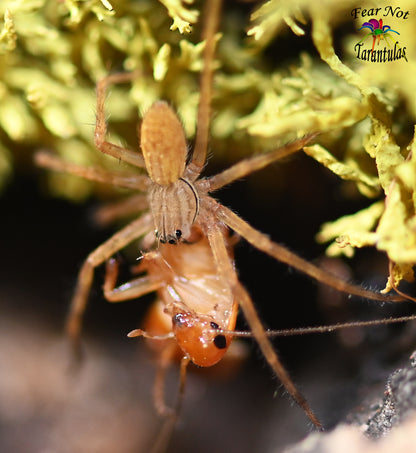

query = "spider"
357;18;406;59
35;0;405;432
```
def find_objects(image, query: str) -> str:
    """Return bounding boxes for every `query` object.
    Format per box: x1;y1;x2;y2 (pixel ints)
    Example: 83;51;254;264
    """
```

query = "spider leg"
188;0;222;179
66;213;153;353
384;33;398;47
95;71;146;168
384;34;408;61
371;35;377;53
202;134;316;192
93;194;149;227
204;218;323;429
214;200;405;302
356;32;372;46
358;25;374;32
34;151;149;191
388;261;416;303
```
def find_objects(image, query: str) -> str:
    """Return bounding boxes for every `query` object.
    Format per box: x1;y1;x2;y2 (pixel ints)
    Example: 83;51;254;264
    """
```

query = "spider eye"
168;238;176;244
213;334;227;349
210;321;220;329
175;230;182;239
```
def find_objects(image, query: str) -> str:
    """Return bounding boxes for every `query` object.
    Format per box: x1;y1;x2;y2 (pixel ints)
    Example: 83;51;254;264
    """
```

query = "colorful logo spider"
357;18;401;53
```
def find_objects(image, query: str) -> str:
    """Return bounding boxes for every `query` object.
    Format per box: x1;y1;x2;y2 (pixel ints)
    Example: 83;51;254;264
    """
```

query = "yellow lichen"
307;4;416;290
303;144;380;197
158;0;198;34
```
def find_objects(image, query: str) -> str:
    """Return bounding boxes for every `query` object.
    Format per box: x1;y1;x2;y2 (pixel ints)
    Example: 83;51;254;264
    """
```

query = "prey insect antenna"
127;329;175;340
222;314;416;338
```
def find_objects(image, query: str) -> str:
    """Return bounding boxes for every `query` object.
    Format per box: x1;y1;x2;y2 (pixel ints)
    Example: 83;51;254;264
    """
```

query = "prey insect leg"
103;256;164;303
149;356;191;453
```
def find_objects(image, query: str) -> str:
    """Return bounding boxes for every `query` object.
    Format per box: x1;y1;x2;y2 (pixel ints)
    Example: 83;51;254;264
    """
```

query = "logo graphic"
354;18;407;62
358;18;399;50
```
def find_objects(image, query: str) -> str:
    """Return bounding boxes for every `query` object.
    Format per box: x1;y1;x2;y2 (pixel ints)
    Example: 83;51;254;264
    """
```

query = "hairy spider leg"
214;202;403;303
189;0;223;176
66;214;153;351
34;151;149;191
92;194;150;226
95;71;146;168
203;215;323;429
192;138;404;303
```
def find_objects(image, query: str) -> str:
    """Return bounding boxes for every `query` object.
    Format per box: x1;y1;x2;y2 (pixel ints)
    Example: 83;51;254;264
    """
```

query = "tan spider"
35;0;404;432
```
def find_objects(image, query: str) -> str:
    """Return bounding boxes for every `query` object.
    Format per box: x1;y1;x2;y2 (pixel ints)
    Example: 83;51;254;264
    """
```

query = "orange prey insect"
103;226;244;414
35;0;405;432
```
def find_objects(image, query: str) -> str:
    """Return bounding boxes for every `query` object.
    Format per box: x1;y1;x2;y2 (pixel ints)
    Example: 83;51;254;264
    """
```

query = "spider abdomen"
140;101;187;185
